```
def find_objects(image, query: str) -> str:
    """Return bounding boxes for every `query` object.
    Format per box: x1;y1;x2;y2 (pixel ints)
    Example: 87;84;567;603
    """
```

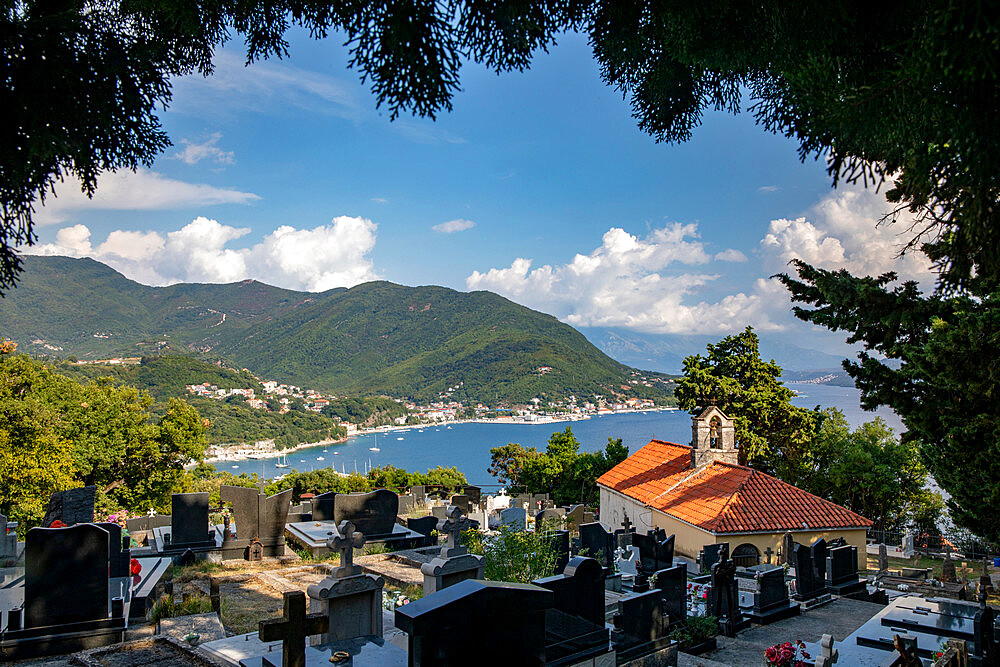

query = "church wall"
712;528;868;570
598;487;659;535
649;512;716;561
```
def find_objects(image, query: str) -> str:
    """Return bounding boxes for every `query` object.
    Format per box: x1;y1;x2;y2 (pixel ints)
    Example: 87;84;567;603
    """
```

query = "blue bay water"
214;384;901;485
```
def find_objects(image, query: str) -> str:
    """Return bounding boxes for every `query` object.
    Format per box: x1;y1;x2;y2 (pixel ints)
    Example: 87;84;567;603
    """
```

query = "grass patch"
149;594;213;623
866;554;995;580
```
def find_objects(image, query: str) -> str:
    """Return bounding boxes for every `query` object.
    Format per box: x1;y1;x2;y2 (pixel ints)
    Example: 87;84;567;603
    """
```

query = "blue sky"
28;29;933;358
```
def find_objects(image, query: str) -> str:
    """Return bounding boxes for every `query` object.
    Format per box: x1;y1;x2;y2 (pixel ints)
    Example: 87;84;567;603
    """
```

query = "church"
596;406;872;568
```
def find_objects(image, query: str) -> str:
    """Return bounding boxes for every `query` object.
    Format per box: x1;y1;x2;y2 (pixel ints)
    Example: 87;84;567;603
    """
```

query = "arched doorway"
732;542;761;567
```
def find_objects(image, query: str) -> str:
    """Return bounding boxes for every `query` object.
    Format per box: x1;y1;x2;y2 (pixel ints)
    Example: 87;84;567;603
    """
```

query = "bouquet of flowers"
764;640;811;666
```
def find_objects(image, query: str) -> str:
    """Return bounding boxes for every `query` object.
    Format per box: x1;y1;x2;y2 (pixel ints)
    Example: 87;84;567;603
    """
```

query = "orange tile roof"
596;439;872;533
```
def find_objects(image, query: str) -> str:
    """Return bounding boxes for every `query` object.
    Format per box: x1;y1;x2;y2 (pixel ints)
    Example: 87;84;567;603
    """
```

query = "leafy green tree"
463;525;557;583
674;328;817;472
488;428;628;506
778;263;1000;544
794;409;941;531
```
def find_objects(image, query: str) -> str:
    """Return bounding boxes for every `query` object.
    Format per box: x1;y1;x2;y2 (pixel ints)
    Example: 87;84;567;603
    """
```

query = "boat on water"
333;451;339;455
369;446;380;452
275;454;289;469
231;465;239;469
316;456;325;461
396;437;404;440
323;449;328;452
446;425;452;429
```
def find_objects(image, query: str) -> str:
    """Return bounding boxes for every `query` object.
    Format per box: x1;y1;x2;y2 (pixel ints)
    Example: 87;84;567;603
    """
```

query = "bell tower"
691;406;738;467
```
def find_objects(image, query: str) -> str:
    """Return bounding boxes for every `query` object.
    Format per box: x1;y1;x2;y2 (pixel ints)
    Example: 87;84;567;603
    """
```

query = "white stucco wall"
598;486;658;534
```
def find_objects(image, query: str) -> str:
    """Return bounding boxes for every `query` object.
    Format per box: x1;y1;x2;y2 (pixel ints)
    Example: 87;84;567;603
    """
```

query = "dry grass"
865;554;995;580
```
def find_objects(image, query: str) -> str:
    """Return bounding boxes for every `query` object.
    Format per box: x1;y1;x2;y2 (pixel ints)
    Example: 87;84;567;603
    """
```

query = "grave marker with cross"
438;505;475;558
815;634;838;667
622;513;633;534
258;590;329;667
764;546;774;565
326;520;365;578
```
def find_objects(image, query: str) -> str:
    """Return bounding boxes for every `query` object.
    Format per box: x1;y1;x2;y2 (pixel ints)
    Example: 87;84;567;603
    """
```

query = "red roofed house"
596;406;872;568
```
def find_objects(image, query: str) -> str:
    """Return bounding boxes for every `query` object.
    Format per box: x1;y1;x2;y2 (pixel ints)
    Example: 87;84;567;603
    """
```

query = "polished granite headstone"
96;522;129;578
793;542;825;603
533;557;611;665
634;531;675;574
220;486;292;559
461;486;481;504
744;566;800;625
826;544;866;596
579;521;614;567
499;506;526;531
41;486;96;527
0;513;16;561
310;492;337;522
612;588;676;663
654;564;687;626
395;578;553;667
170;493;215;550
448;494;470;514
700;542;728;572
332;490;398;538
534;508;563;530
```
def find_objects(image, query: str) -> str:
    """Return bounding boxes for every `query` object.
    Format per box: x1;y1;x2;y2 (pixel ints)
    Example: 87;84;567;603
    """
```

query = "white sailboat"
369;433;380;452
275;454;289;469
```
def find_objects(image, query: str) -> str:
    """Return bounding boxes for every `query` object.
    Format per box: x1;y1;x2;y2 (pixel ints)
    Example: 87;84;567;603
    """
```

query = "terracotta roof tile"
597;440;872;533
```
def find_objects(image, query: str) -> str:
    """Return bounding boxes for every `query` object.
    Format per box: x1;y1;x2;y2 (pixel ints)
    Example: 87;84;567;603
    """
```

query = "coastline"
204;406;677;464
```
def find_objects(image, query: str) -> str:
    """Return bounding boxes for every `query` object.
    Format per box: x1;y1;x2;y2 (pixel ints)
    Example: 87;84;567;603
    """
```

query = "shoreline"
205;406;678;465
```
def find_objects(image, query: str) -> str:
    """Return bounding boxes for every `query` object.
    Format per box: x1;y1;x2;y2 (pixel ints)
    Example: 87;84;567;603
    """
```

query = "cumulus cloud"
25;216;378;291
760;186;934;283
173;133;235;165
467;224;781;334
432;219;476;234
714;249;748;262
34;169;259;225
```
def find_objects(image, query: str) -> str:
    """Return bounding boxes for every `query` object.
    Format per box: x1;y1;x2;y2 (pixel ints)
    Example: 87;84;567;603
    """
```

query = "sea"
214;384;903;487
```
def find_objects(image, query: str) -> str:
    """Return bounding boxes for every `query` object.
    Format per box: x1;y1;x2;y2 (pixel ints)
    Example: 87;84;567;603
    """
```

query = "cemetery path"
703;598;883;666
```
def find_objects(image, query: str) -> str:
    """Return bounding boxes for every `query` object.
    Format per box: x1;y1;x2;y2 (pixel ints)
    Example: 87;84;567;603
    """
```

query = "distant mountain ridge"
1;256;673;404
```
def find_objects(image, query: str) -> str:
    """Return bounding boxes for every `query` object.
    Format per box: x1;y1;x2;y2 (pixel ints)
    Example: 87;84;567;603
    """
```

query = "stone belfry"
691;405;739;467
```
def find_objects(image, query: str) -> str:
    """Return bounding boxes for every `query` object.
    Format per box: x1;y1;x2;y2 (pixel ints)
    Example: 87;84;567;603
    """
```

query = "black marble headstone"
333;489;398;537
827;544;858;585
170;492;213;548
710;549;739;636
41;486;96;527
449;494;471;514
635;531;674;574
24;524;110;627
543;530;571;575
701;542;728;572
462;486;481;504
781;532;795;565
579;522;614;567
395;579;553;666
810;538;829;589
534;556;606;626
220;485;292;554
613;588;672;661
534;509;563;531
654;564;687;626
96;522;128;578
754;568;790;612
406;515;438;537
792;542;821;600
311;491;337;522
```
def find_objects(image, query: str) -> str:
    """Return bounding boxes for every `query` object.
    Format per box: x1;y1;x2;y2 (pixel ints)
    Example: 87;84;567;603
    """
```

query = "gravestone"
499;506;526;531
220;485;292;559
411;485;426;503
310;491;337;522
533;557;611;664
941;554;957;583
879;543;890;573
449;494;470;514
815;634;838;667
397;493;416;515
0;512;18;560
701;542;728;573
542;530;571;576
612;588;675;663
792;542;831;608
126;514;170;534
617;545;640;578
306;521;385;643
24;524;112;628
406;515;438;538
534;508;563;530
826;544;865;596
902;532;915;558
421;506;484;594
746;566;800;625
436;505;477;558
170;492;214;550
811;538;830;589
462;486;481;504
634;531;675;574
96;522;129;578
431;505;447;520
579;521;614;567
711;546;742;637
332;489;398;537
395;579;553;666
781;532;795;566
564;505;594;533
654;564;687;627
258;590;328;667
41;486;96;527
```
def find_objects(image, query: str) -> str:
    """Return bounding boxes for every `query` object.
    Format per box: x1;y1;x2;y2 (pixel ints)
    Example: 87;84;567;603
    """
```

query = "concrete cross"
764;546;774;564
622;513;633;534
258;590;329;667
438;505;475;557
327;520;365;577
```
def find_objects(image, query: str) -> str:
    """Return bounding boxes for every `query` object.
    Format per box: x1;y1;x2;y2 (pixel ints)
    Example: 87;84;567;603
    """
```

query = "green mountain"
1;256;673;404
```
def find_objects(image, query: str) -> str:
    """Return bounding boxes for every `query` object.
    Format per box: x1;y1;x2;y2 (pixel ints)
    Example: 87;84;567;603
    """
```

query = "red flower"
130;558;142;576
765;646;778;662
49;520;67;528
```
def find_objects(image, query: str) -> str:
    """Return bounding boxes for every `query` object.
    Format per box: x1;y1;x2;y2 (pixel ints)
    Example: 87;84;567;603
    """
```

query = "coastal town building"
596;406;872;568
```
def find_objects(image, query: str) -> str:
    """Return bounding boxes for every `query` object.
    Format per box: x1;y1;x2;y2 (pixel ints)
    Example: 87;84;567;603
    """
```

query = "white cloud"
34;169;260;225
173;133;235;165
760;186;934;283
467;224;782;334
757;185;780;193
432;219;476;234
370;197;389;204
714;249;748;262
24;215;378;291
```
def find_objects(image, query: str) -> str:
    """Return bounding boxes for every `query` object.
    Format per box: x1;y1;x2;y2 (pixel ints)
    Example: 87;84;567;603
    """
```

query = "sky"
25;29;935;357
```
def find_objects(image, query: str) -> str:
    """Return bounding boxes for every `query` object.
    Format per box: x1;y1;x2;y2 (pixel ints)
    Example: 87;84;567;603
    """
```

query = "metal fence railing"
867;528;1000;561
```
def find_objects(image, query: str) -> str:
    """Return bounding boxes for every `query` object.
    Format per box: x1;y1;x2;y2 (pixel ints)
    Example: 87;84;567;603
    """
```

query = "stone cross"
815;634;839;667
764;546;774;564
438;505;475;558
326;520;365;578
258;590;329;667
622;513;633;534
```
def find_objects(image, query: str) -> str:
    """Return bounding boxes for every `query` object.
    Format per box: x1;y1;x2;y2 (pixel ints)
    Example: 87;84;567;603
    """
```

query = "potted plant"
670;615;718;655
